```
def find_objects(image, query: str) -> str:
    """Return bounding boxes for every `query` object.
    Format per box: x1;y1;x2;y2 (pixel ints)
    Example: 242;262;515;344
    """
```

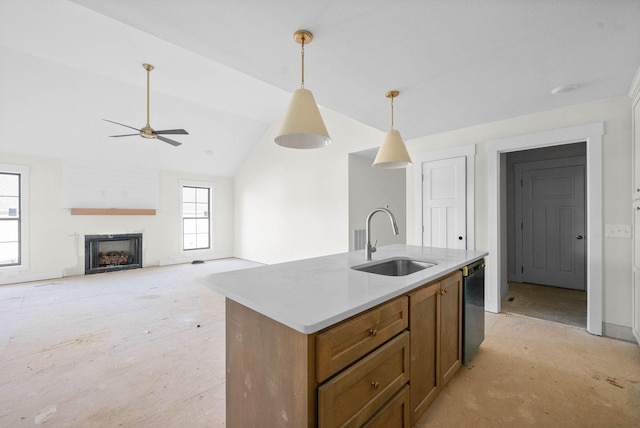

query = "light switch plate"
605;224;632;238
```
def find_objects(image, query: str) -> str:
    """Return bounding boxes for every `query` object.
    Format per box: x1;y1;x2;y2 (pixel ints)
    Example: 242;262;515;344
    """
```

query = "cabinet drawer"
363;384;411;428
317;296;408;382
318;331;410;428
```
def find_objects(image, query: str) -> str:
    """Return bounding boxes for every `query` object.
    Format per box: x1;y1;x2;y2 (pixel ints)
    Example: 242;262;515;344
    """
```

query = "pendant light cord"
390;96;394;130
300;36;306;89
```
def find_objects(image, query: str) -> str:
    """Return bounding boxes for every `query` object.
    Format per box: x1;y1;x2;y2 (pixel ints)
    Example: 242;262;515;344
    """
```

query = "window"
0;171;22;267
182;185;211;251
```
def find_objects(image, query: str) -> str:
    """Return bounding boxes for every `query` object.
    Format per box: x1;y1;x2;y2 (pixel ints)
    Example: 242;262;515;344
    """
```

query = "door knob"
576;235;584;240
458;236;463;240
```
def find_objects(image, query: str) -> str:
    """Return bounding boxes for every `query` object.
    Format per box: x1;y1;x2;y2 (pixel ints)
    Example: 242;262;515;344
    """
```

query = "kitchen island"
203;244;487;427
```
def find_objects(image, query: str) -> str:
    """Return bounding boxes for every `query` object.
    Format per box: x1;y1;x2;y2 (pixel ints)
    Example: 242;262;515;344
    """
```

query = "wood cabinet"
316;297;409;383
408;271;462;424
225;299;317;427
407;281;438;420
224;271;463;427
318;332;410;427
317;297;410;427
439;272;463;386
363;385;411;428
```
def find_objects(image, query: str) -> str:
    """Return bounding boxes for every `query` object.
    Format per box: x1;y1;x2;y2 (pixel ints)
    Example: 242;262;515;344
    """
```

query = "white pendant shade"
274;88;331;149
373;129;413;169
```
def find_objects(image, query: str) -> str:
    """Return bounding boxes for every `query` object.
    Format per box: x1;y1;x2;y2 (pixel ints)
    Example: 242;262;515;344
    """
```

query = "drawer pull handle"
368;328;378;337
370;381;380;390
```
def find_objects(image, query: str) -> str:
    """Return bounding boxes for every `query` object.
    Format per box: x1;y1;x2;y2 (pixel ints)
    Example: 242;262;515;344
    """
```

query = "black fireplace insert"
85;233;142;274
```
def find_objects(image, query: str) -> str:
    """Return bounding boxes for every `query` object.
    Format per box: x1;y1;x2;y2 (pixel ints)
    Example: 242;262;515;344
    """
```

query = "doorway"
487;122;603;335
503;146;587;327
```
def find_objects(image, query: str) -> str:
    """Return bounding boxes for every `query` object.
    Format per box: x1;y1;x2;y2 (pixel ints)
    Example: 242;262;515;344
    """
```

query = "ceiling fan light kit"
104;63;188;147
275;30;332;149
373;90;413;169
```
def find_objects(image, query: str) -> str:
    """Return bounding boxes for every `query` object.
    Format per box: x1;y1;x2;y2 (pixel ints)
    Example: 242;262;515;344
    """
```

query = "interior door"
422;157;466;249
519;164;586;290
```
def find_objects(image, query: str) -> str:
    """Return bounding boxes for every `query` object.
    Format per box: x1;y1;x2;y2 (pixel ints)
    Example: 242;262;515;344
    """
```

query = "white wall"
0;152;235;284
405;96;632;329
348;154;406;251
234;109;385;264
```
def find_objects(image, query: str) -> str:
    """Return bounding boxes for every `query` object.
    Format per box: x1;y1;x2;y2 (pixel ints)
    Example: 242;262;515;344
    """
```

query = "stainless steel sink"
351;257;437;277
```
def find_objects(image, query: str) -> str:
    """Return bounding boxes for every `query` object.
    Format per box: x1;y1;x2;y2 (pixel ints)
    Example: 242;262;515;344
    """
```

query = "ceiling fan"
104;63;188;146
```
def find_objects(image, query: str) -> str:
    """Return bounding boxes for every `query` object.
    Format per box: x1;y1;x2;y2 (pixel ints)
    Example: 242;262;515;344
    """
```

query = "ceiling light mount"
293;30;313;45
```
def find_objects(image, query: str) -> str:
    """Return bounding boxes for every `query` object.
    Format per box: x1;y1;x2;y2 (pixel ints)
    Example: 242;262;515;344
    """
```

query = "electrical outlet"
605;224;632;238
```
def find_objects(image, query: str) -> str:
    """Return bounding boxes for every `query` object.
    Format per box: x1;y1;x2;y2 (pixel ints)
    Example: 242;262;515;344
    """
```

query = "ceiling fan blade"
155;129;189;135
157;135;182;146
109;133;140;137
103;119;141;132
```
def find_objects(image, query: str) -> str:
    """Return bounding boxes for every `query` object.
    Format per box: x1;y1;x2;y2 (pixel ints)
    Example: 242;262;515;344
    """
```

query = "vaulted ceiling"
1;0;639;176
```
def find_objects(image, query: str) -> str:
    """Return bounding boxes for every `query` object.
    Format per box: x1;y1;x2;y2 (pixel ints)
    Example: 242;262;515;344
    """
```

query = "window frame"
179;181;214;253
0;164;29;271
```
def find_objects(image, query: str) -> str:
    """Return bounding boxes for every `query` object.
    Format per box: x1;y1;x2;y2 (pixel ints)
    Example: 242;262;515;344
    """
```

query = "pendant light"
373;90;412;168
274;30;331;149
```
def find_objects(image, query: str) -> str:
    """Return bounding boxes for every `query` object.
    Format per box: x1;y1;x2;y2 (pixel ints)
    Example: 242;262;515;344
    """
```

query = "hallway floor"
502;282;587;328
1;260;638;427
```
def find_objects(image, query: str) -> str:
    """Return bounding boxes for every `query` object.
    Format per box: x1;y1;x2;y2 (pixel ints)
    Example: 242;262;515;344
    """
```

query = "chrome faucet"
365;207;399;260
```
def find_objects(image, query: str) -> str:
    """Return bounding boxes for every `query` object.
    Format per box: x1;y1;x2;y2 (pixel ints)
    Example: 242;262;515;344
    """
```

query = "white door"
422;157;466;249
518;164;586;290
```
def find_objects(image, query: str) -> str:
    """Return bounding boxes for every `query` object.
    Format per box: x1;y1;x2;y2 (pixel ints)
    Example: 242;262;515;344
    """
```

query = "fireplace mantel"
71;208;156;215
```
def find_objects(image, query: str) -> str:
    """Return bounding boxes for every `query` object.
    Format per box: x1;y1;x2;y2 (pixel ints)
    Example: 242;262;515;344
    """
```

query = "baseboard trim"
0;271;63;286
602;322;638;343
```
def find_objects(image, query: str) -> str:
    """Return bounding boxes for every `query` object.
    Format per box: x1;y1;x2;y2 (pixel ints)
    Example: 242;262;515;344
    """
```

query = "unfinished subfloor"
1;259;639;427
502;282;587;328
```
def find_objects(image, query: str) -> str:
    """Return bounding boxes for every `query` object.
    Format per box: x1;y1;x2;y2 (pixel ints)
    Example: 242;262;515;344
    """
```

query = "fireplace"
85;233;142;274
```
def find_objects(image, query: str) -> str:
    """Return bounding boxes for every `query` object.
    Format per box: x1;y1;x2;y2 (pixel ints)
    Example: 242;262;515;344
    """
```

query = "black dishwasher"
462;259;485;365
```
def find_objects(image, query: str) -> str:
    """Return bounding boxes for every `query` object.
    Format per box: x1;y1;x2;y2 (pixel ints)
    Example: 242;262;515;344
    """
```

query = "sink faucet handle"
371;239;377;253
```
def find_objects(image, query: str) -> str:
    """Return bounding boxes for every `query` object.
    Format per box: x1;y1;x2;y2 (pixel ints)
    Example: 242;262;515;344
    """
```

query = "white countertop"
201;244;487;334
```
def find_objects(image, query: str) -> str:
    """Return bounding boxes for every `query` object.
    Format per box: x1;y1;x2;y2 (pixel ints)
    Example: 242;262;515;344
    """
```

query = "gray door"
518;164;586;290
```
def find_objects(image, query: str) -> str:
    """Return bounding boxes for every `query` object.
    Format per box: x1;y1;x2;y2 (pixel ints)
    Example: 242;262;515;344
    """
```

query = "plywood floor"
1;259;639;427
